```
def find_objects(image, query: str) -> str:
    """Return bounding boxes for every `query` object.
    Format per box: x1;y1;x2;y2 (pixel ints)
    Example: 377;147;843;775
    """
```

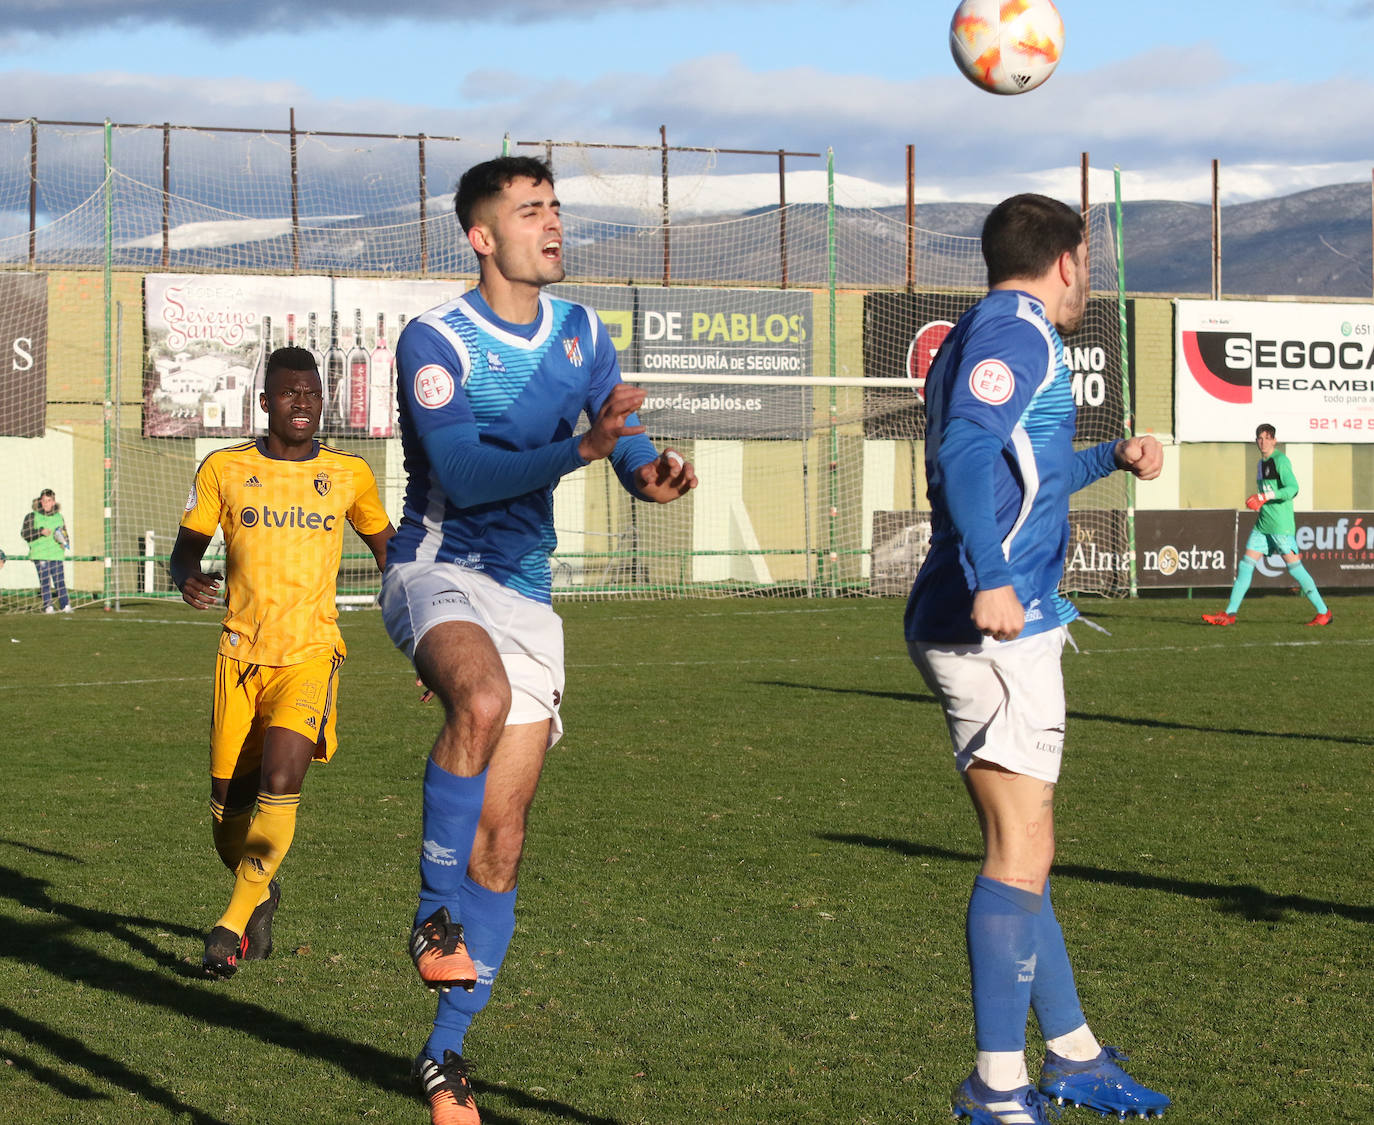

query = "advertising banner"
861;292;1129;441
1244;511;1374;589
1175;299;1374;442
0;273;48;437
143;275;466;438
552;284;813;440
1133;510;1237;588
1062;510;1130;596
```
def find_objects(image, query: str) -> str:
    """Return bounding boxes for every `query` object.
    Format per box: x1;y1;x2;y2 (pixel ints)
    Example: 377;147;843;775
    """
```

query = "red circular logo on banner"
968;359;1015;405
905;320;954;402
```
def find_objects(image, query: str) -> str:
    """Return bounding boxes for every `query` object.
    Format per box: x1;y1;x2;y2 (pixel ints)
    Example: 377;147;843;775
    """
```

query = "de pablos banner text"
552;284;813;440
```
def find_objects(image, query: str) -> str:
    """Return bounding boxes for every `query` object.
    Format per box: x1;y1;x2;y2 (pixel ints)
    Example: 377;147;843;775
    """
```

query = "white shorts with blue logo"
380;561;565;747
908;627;1067;784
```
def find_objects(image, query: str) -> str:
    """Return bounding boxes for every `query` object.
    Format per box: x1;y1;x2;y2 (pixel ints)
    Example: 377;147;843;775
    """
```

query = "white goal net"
0;119;1131;609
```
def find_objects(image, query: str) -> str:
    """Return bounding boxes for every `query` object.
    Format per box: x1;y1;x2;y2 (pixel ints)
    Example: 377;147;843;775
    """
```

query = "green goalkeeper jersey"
1255;450;1298;536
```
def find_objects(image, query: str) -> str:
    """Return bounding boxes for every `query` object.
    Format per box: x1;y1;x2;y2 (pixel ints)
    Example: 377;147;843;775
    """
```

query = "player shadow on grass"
757;681;1374;748
0;862;628;1125
0;1001;236;1125
817;835;1374;925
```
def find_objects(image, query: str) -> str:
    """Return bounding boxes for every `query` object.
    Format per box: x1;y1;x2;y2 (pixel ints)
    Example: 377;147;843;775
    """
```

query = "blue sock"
1225;557;1255;614
416;759;488;930
1285;562;1327;614
1028;880;1086;1040
425;877;518;1060
967;875;1043;1053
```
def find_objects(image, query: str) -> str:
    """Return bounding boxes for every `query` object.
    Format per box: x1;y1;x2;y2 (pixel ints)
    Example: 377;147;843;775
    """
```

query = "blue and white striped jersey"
387;287;657;604
905;289;1118;644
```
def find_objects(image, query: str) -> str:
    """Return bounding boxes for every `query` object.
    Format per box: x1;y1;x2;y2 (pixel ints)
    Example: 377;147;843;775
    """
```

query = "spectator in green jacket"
21;488;72;614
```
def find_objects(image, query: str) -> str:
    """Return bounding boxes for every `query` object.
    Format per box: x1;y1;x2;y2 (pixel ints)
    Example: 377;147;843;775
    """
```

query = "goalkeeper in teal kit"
1203;423;1331;627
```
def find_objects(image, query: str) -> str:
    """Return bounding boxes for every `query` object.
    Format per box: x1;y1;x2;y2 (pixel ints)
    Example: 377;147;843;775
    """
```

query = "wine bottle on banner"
306;312;325;373
347;307;370;433
286;311;297;347
368;313;394;437
250;314;272;436
323;309;347;432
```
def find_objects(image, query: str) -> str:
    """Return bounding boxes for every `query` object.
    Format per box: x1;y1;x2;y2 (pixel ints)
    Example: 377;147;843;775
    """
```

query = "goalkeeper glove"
1245;494;1265;511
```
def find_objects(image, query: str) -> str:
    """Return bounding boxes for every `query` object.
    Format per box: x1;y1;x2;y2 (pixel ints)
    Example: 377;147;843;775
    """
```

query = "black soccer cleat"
202;925;248;979
242;879;281;961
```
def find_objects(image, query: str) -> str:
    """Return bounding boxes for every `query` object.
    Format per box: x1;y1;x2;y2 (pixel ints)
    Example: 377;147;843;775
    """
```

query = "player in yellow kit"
169;346;394;978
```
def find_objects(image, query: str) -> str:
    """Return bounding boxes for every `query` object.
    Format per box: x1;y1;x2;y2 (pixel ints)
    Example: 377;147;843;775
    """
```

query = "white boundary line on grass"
9;634;1374;691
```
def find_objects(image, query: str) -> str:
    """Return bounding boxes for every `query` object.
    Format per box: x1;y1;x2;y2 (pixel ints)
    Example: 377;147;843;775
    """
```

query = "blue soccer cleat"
952;1070;1061;1124
1038;1046;1170;1119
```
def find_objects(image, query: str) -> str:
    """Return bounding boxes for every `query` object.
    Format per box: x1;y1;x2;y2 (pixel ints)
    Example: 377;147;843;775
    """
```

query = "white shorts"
381;561;565;748
908;627;1067;784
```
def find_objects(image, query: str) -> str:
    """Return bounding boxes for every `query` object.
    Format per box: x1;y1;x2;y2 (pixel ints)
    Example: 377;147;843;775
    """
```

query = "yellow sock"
216;791;300;936
210;797;254;872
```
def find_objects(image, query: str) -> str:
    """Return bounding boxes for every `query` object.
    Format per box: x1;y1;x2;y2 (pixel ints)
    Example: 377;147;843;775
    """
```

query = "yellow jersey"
180;439;391;666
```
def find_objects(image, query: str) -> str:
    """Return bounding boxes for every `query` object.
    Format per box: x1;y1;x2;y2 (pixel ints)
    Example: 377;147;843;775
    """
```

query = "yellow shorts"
210;649;344;780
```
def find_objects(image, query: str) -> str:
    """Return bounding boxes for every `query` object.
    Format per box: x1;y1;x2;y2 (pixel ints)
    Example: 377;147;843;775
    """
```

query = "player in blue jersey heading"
381;155;696;1125
905;194;1170;1124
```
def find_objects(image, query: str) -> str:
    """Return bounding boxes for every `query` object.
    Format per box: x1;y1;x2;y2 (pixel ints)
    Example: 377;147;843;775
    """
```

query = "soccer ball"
949;0;1064;96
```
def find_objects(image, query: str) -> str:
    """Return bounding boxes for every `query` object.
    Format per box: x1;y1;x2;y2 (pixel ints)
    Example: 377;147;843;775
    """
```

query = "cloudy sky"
0;0;1366;203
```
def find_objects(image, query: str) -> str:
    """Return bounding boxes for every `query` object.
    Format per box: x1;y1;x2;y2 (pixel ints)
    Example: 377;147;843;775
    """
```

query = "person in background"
1202;422;1331;627
170;347;394;979
22;488;72;613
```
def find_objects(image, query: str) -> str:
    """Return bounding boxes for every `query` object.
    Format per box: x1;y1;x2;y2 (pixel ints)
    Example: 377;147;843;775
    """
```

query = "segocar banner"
1175;299;1374;442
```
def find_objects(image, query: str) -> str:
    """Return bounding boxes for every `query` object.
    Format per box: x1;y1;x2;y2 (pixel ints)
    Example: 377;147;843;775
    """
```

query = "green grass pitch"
1;593;1370;1123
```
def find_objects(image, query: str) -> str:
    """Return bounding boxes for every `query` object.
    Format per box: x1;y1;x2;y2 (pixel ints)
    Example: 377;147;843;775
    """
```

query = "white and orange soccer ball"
949;0;1064;96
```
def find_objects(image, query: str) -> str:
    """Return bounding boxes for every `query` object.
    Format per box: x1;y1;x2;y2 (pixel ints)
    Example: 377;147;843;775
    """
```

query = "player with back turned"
904;194;1171;1124
380;155;696;1125
170;346;394;978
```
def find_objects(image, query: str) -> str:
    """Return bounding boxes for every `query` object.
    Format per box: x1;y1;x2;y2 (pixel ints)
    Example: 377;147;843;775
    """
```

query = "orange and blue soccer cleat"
242;879;281;960
202;925;248;979
410;906;477;992
415;1050;481;1125
1201;611;1237;626
1306;612;1333;627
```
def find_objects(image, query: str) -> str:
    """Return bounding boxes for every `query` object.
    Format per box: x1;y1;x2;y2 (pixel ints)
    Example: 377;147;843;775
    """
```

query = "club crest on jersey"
563;335;583;367
486;349;506;373
969;359;1015;405
415;364;455;409
313;472;331;497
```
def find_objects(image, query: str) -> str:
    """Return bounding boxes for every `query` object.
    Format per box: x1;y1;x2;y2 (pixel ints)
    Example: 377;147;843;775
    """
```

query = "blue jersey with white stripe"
905;289;1117;644
388;288;656;603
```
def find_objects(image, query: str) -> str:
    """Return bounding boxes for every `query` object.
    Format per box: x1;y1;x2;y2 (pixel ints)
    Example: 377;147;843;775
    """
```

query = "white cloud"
0;0;727;35
2;44;1372;206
